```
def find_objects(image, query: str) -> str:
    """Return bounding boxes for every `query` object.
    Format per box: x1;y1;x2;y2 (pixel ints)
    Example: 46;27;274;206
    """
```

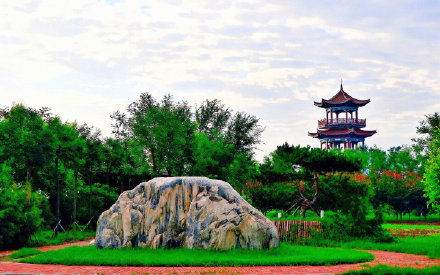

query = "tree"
0;183;43;249
191;131;234;179
412;112;440;155
246;182;299;214
269;144;362;217
422;128;440;212
0;105;53;185
196;99;264;154
46;117;86;227
113;93;196;176
195;99;231;139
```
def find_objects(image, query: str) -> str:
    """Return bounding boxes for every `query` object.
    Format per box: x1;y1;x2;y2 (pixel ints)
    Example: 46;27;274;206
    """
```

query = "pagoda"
308;82;376;150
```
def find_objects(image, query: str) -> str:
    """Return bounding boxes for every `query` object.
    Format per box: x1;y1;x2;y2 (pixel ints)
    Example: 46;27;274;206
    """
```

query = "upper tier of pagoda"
314;83;370;108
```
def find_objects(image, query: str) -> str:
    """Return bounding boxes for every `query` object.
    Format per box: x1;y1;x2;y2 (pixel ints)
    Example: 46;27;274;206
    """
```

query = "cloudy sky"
1;1;439;160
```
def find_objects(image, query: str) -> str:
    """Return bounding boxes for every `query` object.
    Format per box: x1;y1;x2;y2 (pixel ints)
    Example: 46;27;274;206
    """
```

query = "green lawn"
303;235;440;259
26;230;95;247
383;213;440;223
383;223;440;230
344;264;440;275
20;243;373;267
10;248;41;259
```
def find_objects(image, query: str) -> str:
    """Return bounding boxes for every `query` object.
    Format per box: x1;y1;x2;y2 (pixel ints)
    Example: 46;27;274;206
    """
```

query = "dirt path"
1;242;440;274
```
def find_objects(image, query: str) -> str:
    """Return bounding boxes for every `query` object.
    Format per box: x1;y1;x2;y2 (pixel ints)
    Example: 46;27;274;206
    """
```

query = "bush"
316;211;394;242
0;184;43;249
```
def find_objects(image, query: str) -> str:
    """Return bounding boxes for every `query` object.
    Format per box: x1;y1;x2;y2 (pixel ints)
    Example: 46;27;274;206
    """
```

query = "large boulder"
95;177;279;250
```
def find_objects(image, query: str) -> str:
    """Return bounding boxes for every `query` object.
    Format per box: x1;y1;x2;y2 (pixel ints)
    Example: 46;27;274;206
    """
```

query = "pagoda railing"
318;118;366;128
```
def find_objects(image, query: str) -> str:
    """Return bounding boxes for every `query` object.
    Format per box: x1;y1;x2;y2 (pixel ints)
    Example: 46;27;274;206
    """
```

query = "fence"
273;220;322;242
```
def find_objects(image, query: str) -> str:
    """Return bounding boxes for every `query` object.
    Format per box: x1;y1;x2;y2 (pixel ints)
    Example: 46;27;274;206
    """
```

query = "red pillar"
326;111;329;123
331;110;333;124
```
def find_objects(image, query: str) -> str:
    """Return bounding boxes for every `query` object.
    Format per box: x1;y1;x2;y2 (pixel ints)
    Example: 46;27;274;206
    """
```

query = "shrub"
0;184;43;249
316;211;394;242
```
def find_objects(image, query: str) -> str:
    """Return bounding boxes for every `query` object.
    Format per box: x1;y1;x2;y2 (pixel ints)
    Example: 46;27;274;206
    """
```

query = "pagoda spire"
340;79;343;91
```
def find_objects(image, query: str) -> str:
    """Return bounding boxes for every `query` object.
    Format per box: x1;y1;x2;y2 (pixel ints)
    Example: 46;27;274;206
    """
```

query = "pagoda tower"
308;82;376;150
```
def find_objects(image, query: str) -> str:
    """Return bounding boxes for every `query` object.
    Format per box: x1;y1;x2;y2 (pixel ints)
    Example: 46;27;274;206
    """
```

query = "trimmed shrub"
0;184;43;249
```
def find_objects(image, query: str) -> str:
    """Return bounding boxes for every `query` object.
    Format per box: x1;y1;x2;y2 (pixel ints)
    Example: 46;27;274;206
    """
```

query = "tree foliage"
0;184;44;249
422;128;440;212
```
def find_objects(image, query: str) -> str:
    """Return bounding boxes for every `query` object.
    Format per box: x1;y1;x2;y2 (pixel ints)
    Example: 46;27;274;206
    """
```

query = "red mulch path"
1;241;440;274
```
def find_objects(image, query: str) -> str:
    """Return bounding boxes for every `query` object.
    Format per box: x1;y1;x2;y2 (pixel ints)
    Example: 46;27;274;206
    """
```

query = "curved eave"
320;98;370;107
314;101;324;107
310;129;377;139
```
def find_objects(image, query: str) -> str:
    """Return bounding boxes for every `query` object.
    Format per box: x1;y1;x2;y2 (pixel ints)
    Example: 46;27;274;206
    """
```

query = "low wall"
273;220;322;241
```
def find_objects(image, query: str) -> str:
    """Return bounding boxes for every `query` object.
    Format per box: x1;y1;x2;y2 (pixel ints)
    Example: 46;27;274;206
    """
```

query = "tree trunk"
55;152;60;237
73;170;78;226
301;207;306;218
88;169;92;217
26;166;31;184
151;148;157;173
120;174;123;194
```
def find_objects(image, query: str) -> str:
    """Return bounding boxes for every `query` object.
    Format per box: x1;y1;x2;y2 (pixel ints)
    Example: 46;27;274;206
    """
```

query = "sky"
0;0;439;161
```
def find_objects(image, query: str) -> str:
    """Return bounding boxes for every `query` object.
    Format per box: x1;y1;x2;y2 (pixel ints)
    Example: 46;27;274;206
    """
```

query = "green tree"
113;93;196;176
268;144;362;217
422;128;440;212
0;184;43;249
191;132;234;179
0;105;53;185
412;112;440;155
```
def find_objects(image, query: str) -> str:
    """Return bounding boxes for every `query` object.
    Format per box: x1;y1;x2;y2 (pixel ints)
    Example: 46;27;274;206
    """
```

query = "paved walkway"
1;241;440;274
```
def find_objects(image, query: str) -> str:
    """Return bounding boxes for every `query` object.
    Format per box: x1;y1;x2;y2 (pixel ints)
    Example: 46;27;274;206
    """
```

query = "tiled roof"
314;84;370;107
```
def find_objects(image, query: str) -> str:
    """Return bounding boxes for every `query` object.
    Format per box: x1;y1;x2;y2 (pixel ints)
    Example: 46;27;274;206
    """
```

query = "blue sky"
0;1;439;160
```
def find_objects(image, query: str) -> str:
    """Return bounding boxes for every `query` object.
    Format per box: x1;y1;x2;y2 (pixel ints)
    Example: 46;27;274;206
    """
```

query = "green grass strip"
344;264;440;274
10;248;42;259
26;230;95;247
21;243;373;267
303;235;440;259
383;223;440;230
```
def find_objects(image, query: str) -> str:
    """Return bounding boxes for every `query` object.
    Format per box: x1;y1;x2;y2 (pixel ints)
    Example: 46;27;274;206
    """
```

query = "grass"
302;235;440;259
344;264;440;274
26;230;95;247
266;210;321;221
20;243;373;267
383;223;440;230
383;213;440;223
10;248;42;259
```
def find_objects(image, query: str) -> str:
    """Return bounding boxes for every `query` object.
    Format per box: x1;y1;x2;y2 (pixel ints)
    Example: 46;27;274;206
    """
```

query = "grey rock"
95;177;279;250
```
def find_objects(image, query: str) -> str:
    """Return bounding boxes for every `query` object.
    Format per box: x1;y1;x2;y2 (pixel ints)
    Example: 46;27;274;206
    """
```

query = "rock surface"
95;177;279;250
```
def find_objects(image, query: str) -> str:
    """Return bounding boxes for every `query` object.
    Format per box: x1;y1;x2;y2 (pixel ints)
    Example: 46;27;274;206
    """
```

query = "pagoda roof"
314;83;370;108
308;128;376;139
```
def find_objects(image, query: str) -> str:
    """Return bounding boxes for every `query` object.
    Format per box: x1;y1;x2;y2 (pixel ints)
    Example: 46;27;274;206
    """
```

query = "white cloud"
0;0;439;161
